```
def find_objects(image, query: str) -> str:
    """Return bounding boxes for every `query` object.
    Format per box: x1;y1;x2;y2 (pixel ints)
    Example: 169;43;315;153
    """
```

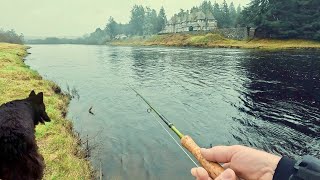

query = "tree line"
29;1;244;45
104;1;244;37
109;6;167;37
0;29;24;44
241;0;320;40
81;1;243;44
28;0;320;45
90;5;167;42
28;5;167;45
188;0;243;28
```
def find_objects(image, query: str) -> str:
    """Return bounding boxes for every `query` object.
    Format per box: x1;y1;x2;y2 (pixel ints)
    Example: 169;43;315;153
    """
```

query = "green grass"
0;43;93;179
112;33;320;50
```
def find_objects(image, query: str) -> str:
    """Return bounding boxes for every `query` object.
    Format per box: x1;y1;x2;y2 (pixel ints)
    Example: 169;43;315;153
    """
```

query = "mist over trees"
0;29;24;44
103;1;244;37
190;0;242;28
241;0;320;40
60;5;168;45
27;0;320;45
79;1;244;44
167;0;243;29
29;2;243;45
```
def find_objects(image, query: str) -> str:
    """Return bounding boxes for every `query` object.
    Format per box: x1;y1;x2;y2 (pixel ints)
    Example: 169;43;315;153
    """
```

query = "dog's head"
28;90;51;125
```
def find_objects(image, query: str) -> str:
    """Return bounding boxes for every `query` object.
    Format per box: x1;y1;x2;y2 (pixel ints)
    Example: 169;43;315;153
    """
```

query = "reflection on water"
26;45;320;180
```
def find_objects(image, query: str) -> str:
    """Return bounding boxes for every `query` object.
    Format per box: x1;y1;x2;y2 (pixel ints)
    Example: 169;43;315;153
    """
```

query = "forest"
84;0;242;44
242;0;320;40
25;0;320;45
28;0;242;44
83;0;320;43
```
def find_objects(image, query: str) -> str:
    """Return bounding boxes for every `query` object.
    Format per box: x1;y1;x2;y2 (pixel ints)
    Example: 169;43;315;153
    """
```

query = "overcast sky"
0;0;250;37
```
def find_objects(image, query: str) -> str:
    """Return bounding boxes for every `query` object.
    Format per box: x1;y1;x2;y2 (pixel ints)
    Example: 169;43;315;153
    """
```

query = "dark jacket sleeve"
273;156;297;180
273;156;320;180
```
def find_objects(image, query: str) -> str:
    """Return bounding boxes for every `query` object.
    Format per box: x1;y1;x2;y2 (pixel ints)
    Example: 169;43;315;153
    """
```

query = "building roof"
182;14;188;22
196;11;206;20
206;12;215;20
169;16;177;24
166;10;216;25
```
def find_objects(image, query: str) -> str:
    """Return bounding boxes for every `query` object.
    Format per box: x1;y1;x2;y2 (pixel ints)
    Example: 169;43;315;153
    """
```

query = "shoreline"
0;43;93;179
111;33;320;50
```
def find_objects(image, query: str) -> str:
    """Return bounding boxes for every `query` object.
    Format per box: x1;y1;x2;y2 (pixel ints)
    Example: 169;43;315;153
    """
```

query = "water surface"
26;45;320;180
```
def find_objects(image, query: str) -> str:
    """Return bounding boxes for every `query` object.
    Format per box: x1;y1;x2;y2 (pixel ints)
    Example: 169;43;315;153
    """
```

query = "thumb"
215;169;237;180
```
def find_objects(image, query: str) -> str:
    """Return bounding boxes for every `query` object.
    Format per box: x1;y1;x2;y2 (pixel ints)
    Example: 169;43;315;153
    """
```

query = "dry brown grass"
112;33;320;50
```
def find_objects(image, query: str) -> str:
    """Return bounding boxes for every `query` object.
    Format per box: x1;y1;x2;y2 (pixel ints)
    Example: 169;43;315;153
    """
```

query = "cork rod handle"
181;135;224;179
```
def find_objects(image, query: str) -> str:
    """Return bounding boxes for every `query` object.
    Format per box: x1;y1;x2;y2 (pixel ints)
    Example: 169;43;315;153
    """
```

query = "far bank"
111;33;320;50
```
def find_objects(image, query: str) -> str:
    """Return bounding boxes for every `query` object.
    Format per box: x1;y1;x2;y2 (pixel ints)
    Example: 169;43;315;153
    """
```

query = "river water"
25;45;320;180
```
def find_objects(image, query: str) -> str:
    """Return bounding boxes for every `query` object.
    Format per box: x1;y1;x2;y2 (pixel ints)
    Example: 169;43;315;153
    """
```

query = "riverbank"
112;33;320;50
0;43;93;179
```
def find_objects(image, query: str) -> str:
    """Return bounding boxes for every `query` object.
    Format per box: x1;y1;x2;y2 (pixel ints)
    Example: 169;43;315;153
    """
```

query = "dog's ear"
35;92;44;104
30;92;44;104
29;90;36;97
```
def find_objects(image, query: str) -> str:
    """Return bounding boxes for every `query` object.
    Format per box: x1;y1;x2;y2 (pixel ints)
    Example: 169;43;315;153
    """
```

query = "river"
25;45;320;180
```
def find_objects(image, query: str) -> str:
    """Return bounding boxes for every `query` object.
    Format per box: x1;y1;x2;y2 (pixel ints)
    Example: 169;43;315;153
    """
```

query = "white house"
160;11;217;34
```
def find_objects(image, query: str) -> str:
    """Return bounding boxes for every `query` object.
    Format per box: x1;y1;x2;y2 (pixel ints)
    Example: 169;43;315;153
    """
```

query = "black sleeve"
273;156;297;180
273;155;320;180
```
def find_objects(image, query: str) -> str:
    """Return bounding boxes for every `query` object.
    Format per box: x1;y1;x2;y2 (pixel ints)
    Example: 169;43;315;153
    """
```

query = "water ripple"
25;45;320;179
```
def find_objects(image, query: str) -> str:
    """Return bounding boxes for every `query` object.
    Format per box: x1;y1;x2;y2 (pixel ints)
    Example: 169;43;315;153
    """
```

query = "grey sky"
0;0;250;37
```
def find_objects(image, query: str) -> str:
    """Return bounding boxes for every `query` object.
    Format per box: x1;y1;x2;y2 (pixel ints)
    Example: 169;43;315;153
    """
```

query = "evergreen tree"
157;7;167;32
129;5;145;35
242;0;320;40
221;0;232;28
207;1;213;14
229;2;237;27
105;16;117;39
291;0;320;40
177;9;185;17
235;4;243;27
143;7;158;35
213;2;223;28
200;0;213;14
236;4;242;15
190;6;198;14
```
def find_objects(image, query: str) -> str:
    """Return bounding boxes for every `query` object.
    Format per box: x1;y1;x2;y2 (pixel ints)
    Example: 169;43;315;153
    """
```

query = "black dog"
0;90;51;180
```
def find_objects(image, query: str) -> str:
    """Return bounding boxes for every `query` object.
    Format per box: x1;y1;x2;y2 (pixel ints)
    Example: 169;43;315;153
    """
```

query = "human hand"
191;145;281;180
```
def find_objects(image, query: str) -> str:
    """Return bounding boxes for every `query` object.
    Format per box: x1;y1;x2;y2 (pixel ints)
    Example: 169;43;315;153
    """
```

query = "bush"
0;29;24;44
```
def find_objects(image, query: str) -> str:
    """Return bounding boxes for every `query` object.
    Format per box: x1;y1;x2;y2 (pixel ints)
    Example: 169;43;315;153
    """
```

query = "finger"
201;146;242;163
196;167;210;180
222;163;230;169
191;168;197;177
215;168;237;180
190;167;212;180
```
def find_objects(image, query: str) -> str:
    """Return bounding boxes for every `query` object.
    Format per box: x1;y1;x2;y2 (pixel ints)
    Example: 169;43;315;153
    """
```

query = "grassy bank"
112;33;320;50
0;43;93;179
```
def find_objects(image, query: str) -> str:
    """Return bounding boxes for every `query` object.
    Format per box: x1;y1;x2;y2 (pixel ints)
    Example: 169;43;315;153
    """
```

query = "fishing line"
148;108;199;167
131;87;224;179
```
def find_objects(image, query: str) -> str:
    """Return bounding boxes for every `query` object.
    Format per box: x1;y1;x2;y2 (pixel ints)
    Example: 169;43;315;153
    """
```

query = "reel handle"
181;135;224;179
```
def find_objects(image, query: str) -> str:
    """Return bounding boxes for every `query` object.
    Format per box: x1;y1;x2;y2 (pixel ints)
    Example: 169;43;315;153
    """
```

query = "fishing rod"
131;88;224;179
